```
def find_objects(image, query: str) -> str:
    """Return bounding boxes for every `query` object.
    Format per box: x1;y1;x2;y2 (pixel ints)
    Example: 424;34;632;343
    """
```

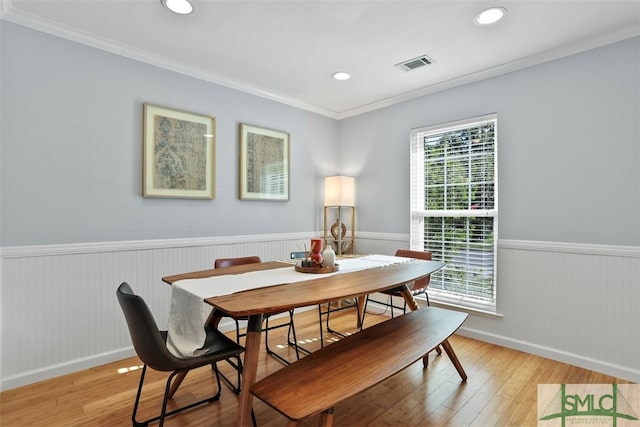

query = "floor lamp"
323;176;355;255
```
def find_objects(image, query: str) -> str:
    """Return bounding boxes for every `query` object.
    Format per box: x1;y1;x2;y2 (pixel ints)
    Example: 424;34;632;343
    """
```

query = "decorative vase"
322;245;336;267
310;238;324;267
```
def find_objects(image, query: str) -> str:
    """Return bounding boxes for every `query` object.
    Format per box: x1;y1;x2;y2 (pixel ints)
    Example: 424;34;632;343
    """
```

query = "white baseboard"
0;347;137;391
457;327;640;383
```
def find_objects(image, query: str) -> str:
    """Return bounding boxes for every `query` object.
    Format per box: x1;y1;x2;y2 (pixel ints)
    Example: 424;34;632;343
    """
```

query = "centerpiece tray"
295;264;339;274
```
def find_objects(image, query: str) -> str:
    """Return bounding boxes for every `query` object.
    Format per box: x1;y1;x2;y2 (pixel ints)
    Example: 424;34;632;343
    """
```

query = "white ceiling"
2;0;639;119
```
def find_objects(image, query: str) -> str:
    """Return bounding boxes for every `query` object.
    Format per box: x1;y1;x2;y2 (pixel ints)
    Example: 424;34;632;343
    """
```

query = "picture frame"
239;123;290;201
143;103;215;199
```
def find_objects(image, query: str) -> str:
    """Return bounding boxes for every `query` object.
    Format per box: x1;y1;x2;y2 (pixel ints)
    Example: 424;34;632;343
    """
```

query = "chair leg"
325;303;345;337
327;298;362;338
215;318;243;393
361;295;385;327
389;295;396;318
318;304;325;348
217;355;243;394
323;299;360;341
265;311;301;365
132;365;223;427
131;364;148;426
158;371;173;427
287;311;311;356
234;318;241;344
286;310;302;360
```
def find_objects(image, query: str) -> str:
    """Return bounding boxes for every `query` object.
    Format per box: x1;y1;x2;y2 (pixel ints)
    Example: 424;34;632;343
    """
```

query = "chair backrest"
214;256;262;269
116;282;180;371
395;249;432;291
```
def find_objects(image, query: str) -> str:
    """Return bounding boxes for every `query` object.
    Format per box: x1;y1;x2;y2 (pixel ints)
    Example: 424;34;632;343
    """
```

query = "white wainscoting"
0;233;315;391
357;233;640;383
1;233;638;390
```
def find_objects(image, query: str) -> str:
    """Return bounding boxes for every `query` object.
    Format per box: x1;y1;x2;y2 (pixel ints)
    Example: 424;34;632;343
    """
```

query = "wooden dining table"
163;257;459;427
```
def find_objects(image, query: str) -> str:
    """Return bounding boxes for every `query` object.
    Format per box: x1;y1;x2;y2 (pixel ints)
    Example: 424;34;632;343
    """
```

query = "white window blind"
410;114;498;312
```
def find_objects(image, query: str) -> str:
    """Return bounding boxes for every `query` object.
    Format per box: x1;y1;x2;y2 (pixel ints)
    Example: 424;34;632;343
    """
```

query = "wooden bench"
250;306;468;426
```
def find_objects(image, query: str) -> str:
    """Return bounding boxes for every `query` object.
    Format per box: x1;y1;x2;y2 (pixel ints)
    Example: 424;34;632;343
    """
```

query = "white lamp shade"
324;176;355;206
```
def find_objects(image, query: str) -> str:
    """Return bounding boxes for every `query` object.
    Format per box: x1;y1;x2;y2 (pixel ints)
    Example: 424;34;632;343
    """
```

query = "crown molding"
2;4;638;120
0;5;340;119
335;24;640;119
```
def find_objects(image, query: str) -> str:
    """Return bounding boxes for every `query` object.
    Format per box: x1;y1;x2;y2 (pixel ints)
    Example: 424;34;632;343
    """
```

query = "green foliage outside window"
415;119;497;306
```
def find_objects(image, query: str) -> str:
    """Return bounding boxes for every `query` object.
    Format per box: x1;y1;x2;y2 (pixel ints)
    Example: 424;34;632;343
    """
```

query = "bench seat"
250;306;468;425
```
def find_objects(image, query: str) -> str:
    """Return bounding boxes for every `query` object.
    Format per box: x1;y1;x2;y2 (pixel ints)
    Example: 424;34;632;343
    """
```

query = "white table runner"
166;255;411;357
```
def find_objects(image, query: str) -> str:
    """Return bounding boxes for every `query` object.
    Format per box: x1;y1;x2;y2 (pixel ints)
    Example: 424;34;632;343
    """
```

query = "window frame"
410;113;498;313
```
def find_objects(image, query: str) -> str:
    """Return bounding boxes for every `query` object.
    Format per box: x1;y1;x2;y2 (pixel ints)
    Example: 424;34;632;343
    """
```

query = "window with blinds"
410;114;498;313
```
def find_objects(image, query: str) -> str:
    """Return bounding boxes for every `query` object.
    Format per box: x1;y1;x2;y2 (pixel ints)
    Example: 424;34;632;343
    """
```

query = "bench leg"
441;339;467;381
319;408;335;427
287;421;302;427
422;344;443;368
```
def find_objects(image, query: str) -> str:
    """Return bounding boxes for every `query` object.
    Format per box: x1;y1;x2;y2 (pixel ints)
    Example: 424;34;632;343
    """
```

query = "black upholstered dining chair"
116;282;244;427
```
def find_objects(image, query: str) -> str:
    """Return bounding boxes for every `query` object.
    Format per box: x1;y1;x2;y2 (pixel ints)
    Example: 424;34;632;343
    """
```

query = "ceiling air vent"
395;55;435;72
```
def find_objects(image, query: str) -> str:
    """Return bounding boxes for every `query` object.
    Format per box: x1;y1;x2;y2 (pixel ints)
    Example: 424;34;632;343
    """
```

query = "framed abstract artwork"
143;103;215;199
239;123;289;201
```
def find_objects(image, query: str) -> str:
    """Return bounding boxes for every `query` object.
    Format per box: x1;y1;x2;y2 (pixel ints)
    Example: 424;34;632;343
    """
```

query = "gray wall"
2;22;638;248
1;21;339;246
341;36;640;246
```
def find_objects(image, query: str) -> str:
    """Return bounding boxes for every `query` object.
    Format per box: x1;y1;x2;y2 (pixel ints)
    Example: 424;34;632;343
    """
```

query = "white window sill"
427;298;503;318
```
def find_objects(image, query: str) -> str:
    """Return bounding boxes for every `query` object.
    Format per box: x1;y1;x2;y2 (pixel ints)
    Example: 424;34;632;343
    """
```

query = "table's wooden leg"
319;408;335;426
398;285;419;311
168;371;188;399
237;314;263;427
441;338;468;381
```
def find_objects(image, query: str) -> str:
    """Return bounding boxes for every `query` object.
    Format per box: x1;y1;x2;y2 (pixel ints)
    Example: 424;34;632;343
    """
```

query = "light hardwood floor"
0;306;630;426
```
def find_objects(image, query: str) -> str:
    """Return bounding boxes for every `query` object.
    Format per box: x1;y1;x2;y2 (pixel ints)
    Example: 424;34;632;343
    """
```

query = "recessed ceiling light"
332;72;351;81
474;7;506;25
162;0;194;15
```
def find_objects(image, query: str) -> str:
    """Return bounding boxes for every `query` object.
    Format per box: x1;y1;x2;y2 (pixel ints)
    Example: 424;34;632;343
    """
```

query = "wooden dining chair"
212;256;301;390
214;255;262;269
362;249;441;362
116;282;244;427
363;249;434;320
